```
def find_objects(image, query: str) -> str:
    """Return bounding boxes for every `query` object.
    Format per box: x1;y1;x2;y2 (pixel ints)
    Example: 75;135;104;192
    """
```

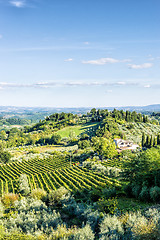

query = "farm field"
0;156;120;196
118;122;160;144
57;122;99;138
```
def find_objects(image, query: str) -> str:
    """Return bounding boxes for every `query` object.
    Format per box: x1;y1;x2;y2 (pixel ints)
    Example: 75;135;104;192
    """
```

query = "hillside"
0;108;160;239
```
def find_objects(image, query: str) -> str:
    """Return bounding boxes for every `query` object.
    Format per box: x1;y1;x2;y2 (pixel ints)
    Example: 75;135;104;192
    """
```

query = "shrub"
78;140;91;149
150;186;160;202
132;185;141;198
105;166;122;178
99;215;124;239
92;164;107;174
97;198;118;214
139;186;150;202
0;150;12;164
47;187;70;206
0;230;36;240
1;193;19;208
72;224;94;240
0;202;4;217
19;174;30;196
123;183;132;197
50;224;76;239
31;188;47;200
2;197;62;235
102;188;116;199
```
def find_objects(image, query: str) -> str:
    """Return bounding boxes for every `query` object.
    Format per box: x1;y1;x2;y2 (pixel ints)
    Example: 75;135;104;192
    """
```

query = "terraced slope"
118;122;160;144
0;157;120;196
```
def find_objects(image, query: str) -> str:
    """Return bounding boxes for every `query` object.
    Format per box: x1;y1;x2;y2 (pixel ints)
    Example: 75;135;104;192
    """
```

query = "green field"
57;122;100;138
0;154;121;196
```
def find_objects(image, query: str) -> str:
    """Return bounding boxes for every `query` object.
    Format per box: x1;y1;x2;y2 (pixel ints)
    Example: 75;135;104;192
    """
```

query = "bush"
150;186;160;202
123;183;132;197
139;186;150;202
105;167;122;178
78;140;91;149
72;224;94;240
47;187;70;206
0;230;36;240
0;150;12;164
100;215;124;239
97;198;118;214
102;188;116;199
19;174;30;196
31;188;47;200
0;202;4;217
2;197;62;235
132;185;141;198
92;164;107;174
50;224;76;239
1;193;19;208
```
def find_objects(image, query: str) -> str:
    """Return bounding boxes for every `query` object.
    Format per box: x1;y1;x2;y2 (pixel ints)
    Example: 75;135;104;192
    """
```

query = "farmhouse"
114;138;139;152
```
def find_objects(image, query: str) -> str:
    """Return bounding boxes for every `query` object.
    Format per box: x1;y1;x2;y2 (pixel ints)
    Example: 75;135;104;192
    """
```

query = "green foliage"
1;197;62;235
47;187;70;206
91;137;117;159
0;201;4;218
50;134;61;145
1;193;19;208
150;186;160;202
139;186;150;202
72;224;94;240
31;188;47;200
50;224;76;239
0;143;12;163
19;174;30;196
100;215;124;239
97;197;118;214
78;140;91;149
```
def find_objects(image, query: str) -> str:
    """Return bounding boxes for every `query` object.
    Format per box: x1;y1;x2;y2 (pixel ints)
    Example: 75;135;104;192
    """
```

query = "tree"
142;133;146;147
91;137;117;159
0;143;12;164
19;174;30;196
146;135;150;148
0;130;7;140
50;134;61;145
153;137;157;147
150;135;154;148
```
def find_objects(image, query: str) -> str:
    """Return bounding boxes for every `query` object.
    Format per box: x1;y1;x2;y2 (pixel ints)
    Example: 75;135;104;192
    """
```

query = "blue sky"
0;0;160;107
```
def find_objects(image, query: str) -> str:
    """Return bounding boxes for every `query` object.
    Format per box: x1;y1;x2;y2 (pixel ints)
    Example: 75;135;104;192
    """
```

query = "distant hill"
0;104;160;118
106;104;160;112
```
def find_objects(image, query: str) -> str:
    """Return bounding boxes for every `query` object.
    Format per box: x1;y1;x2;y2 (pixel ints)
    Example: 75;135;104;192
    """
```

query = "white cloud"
64;58;73;62
84;42;89;45
144;84;151;88
1;80;157;90
10;1;25;8
128;63;153;69
106;90;113;93
82;58;131;65
117;81;126;85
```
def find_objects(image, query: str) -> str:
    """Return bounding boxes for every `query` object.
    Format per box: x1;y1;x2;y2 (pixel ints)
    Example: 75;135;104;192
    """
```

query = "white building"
114;138;139;152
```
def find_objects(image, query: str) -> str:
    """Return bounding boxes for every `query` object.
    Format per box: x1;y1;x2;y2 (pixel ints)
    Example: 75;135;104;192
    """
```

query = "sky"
0;0;160;107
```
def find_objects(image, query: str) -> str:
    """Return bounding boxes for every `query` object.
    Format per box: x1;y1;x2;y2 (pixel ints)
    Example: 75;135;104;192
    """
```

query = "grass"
57;122;100;138
9;145;79;160
117;197;153;212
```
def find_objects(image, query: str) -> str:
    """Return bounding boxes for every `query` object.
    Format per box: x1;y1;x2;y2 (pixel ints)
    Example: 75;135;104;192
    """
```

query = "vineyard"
0;155;120;196
118;122;160;144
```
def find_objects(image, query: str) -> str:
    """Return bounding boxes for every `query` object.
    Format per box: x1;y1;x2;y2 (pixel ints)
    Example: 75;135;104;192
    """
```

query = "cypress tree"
153;137;157;147
146;135;150;148
157;135;160;145
150;135;153;148
142;133;146;147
